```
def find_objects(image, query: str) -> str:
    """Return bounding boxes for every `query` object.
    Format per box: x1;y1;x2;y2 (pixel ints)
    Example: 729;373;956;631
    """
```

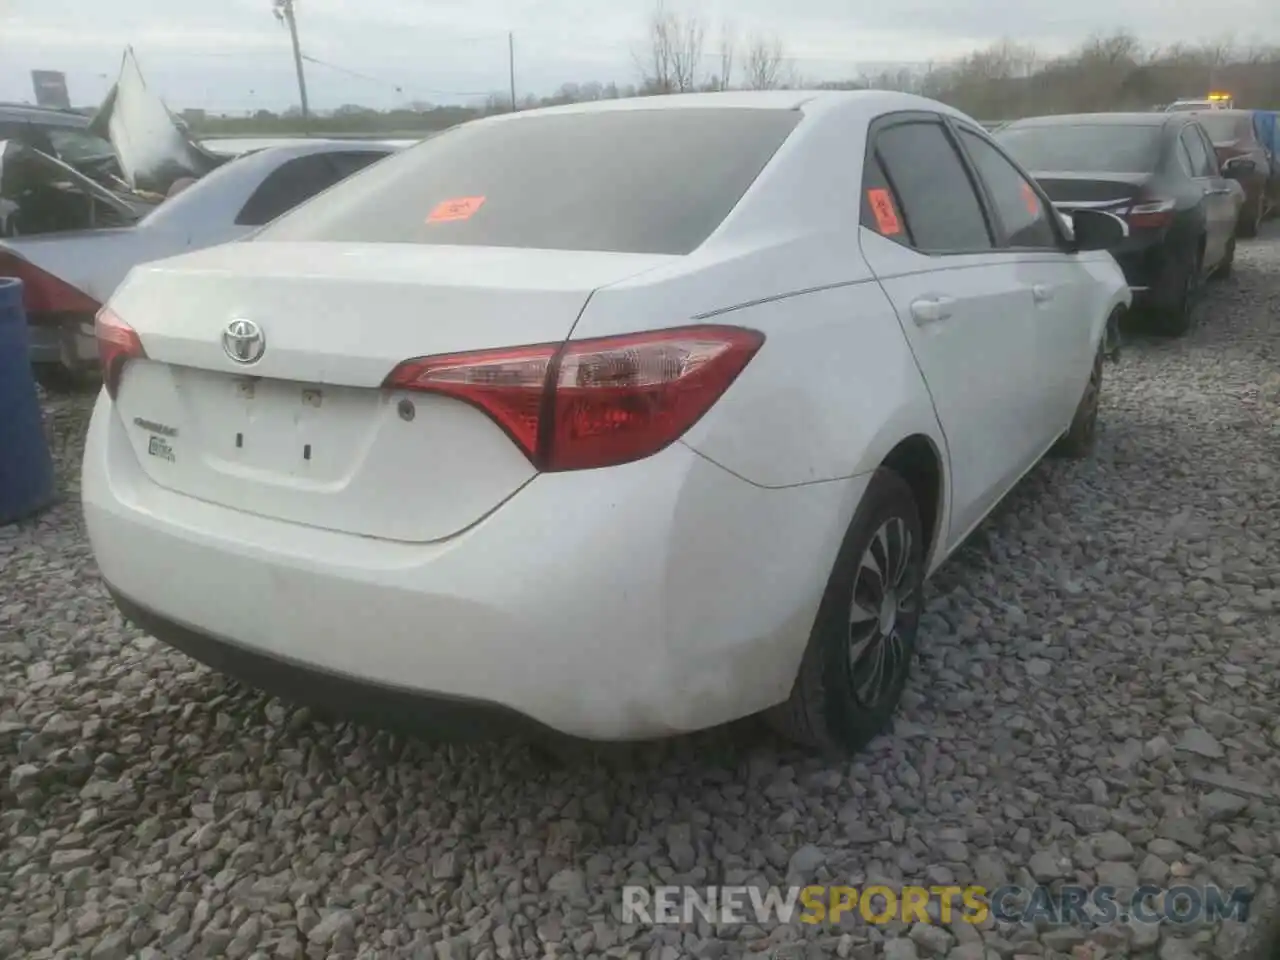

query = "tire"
1237;194;1263;238
32;362;81;393
766;467;925;755
1049;340;1103;460
1150;242;1201;338
1210;237;1235;281
1102;305;1124;360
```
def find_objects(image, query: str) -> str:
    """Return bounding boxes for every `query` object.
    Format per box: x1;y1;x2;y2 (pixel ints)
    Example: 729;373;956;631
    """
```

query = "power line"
301;54;401;91
299;55;494;97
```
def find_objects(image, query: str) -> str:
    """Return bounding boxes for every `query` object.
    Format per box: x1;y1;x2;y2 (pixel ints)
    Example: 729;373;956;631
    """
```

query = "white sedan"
2;140;397;382
82;90;1130;751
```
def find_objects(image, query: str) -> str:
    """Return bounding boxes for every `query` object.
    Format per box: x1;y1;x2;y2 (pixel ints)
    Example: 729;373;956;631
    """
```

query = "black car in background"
1188;109;1277;237
995;112;1246;336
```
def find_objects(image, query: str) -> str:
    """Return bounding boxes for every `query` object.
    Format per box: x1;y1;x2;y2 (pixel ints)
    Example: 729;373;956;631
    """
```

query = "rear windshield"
995;124;1163;173
255;107;801;255
46;128;116;164
1192;113;1250;143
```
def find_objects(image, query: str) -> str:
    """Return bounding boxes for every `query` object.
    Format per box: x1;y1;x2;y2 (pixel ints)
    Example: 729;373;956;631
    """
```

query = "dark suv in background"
1190;109;1277;236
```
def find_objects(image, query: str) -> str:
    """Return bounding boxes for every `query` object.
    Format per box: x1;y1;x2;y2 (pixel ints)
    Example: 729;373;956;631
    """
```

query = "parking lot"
2;222;1279;959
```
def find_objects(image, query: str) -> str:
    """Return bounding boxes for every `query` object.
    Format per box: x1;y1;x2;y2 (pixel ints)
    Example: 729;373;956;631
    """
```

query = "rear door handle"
1205;185;1232;195
909;296;954;326
1032;284;1054;304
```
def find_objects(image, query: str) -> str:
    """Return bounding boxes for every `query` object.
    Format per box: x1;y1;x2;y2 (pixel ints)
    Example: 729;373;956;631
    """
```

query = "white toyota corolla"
83;90;1131;752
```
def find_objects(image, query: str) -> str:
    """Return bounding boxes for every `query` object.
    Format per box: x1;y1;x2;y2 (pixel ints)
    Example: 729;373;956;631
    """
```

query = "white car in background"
83;90;1130;752
1;140;397;385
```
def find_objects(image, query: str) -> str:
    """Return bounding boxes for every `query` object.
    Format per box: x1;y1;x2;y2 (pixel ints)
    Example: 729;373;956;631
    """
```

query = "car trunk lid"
107;240;675;542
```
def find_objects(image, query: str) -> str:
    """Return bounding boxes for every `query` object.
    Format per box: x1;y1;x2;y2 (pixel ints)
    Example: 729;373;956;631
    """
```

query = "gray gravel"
3;222;1280;960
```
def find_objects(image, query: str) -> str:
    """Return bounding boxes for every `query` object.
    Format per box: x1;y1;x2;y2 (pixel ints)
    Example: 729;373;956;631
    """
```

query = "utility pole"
273;0;311;127
508;32;517;111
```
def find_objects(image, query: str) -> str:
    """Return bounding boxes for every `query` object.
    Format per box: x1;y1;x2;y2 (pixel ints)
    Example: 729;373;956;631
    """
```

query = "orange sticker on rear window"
427;196;486;223
866;188;902;235
1019;182;1041;217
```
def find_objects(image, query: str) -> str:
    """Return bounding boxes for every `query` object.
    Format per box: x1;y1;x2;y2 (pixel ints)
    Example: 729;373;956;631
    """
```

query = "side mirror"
1069;208;1129;251
1222;156;1257;179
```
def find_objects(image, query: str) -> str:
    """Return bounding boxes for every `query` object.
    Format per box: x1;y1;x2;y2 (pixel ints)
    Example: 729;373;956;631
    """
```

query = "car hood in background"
88;46;230;195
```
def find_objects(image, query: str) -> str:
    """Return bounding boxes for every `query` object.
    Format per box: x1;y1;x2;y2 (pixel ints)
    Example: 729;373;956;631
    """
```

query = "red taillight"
1123;199;1175;229
384;325;765;472
94;307;146;400
0;251;101;318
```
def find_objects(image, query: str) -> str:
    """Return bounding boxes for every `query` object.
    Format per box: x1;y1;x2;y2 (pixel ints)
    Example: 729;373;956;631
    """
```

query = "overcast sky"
1;0;1273;113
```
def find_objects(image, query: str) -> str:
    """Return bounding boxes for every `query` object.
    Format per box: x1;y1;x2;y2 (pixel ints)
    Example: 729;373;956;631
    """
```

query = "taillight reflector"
384;325;765;472
0;251;101;318
94;307;147;399
1123;199;1175;229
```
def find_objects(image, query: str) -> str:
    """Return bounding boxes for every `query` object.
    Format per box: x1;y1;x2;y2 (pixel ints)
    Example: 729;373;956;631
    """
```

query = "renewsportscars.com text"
622;884;1252;927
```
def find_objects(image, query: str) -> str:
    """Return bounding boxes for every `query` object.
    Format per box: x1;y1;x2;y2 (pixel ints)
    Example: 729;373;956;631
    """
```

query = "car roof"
242;139;401;160
1184;109;1252;119
1002;112;1172;128
134;139;402;231
471;88;978;127
0;103;91;127
162;139;399;197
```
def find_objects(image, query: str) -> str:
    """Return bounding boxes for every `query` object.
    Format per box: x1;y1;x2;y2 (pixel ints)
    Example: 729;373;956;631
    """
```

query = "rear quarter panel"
569;98;949;491
671;279;944;490
3;229;166;304
1076;250;1132;342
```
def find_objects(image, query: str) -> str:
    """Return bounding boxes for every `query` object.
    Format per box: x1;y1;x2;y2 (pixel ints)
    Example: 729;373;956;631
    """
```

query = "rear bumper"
83;397;865;741
26;314;97;368
1111;238;1172;300
106;588;549;740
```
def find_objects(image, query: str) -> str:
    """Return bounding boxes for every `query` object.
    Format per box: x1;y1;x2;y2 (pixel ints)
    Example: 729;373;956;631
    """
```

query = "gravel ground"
3;223;1280;960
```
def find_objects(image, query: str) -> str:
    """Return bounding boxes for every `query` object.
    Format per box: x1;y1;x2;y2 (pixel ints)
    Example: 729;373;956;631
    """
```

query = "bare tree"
716;22;737;90
637;1;706;94
668;8;705;91
636;3;672;94
743;33;786;90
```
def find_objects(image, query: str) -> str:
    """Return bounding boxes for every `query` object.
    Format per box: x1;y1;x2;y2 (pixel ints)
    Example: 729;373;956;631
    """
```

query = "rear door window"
1175;137;1195;177
326;150;387;179
235;154;356;227
46;128;116;165
1194;127;1221;175
861;119;994;252
956;128;1058;249
255;108;802;255
1180;127;1214;178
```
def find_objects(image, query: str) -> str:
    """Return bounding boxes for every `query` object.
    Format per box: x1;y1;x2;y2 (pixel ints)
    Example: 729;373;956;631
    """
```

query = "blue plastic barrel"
0;278;56;525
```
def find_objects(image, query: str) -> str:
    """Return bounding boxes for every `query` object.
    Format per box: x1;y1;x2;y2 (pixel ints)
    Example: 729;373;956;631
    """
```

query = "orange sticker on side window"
426;196;486;223
1019;181;1041;217
866;188;902;235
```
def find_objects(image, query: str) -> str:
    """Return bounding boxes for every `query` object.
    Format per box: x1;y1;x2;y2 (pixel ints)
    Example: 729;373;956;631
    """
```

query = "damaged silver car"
0;47;249;385
1;48;230;236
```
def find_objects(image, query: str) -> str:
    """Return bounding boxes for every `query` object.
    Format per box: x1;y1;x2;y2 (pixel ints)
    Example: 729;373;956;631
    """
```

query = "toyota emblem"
222;318;266;364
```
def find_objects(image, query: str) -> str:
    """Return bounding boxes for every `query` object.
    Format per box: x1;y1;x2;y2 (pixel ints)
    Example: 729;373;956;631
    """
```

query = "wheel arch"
878;432;948;573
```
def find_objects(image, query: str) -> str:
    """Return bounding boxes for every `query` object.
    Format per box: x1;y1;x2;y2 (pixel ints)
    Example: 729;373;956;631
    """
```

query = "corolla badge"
222;318;266;364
